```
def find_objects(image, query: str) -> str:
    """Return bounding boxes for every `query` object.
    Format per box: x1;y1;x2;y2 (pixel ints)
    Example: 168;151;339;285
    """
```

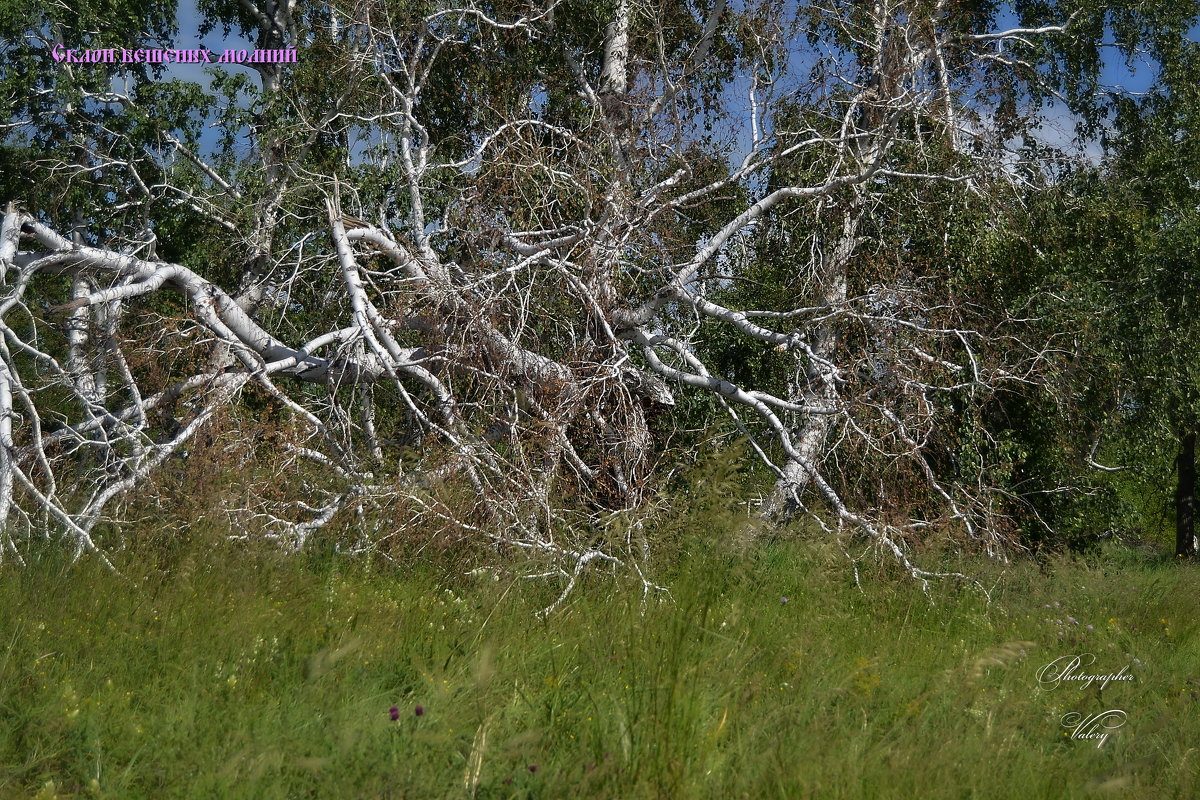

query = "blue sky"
166;0;257;88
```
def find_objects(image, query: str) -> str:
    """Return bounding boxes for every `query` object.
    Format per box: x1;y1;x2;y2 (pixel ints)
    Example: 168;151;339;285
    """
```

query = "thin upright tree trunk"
761;209;859;519
760;12;903;522
1176;431;1196;558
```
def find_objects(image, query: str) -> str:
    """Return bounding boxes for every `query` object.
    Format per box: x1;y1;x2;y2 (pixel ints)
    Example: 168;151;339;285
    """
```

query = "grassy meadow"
1;520;1197;798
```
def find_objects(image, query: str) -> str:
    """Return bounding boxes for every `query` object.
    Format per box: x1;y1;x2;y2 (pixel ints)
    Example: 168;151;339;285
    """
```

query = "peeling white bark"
0;0;1077;598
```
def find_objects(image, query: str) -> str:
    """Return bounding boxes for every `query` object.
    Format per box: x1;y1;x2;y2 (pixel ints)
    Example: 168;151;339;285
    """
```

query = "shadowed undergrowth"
0;524;1196;799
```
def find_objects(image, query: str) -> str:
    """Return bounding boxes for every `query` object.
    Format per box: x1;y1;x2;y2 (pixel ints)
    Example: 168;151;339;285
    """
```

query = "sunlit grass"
0;530;1196;798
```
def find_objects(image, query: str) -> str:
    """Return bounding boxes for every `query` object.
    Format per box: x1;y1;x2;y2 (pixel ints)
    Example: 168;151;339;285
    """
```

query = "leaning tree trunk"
760;208;859;519
759;12;913;523
1176;430;1197;558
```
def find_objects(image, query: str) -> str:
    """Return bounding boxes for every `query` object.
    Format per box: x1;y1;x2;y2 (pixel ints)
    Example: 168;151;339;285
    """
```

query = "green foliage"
972;35;1200;549
6;0;1200;559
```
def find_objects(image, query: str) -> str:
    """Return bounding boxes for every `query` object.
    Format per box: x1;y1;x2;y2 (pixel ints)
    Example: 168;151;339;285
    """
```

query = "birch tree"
2;0;1193;593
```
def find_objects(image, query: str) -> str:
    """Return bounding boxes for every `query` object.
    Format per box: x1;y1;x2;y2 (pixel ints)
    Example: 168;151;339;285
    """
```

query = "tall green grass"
0;529;1196;798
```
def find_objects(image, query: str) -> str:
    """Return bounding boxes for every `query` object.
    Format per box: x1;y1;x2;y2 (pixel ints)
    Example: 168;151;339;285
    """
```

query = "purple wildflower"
389;706;399;721
528;765;538;773
415;705;425;717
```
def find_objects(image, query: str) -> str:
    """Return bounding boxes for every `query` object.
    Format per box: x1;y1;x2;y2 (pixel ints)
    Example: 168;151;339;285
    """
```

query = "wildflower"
1086;625;1094;631
415;705;425;717
780;597;789;604
389;706;400;721
528;765;538;773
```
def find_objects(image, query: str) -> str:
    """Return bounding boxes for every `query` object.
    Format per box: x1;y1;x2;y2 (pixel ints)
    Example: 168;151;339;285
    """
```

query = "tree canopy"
2;0;1198;596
